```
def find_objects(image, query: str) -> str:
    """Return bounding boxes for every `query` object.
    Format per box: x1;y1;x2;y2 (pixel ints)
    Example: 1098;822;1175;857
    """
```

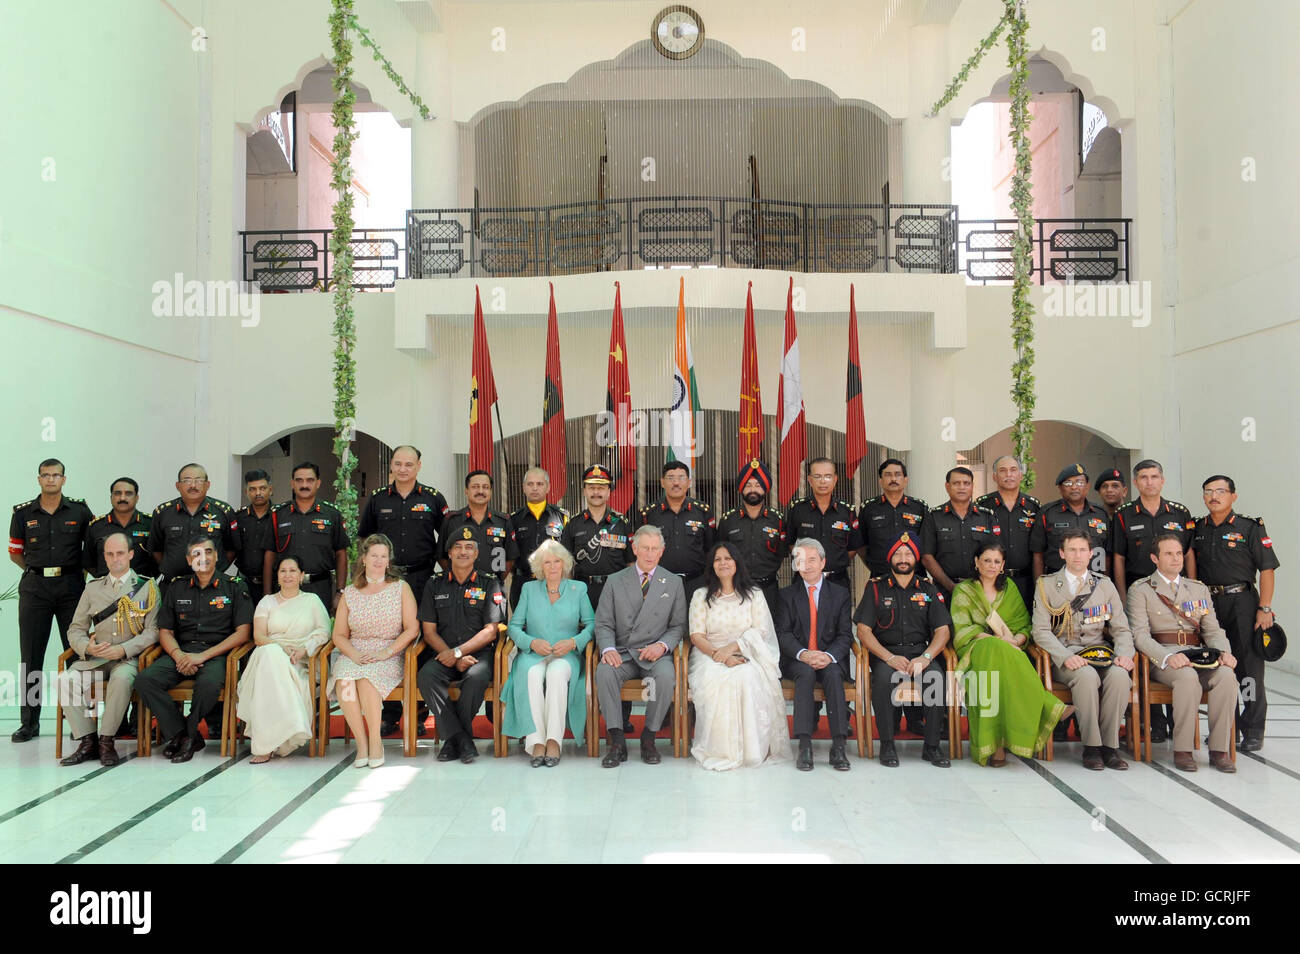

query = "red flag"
845;283;867;481
605;282;636;515
469;285;498;474
777;277;806;505
738;281;763;463
541;282;568;504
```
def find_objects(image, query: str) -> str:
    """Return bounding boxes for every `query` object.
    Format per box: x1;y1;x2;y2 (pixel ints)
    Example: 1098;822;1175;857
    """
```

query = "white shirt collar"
107;570;132;587
1157;570;1180;588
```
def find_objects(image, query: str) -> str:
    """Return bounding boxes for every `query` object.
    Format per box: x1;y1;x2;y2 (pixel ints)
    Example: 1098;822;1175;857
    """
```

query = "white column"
908;343;957;504
901;24;952;206
410;32;459;209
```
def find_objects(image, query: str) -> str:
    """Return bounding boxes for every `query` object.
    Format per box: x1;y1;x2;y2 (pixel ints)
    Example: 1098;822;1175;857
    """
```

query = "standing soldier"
787;457;862;592
509;467;568;609
358;444;449;738
1112;460;1196;598
148;463;236;581
921;466;998;602
1192;475;1279;753
229;469;275;603
1094;467;1130;520
1030;464;1111;579
635;460;715;600
975;454;1040;610
439;470;517;579
264;462;350;612
858;458;927;579
561;464;634;613
8;459;94;742
716;459;786;617
85;477;156;580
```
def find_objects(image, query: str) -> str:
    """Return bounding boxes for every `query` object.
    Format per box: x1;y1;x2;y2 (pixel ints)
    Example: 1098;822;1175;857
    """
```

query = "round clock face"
652;6;704;59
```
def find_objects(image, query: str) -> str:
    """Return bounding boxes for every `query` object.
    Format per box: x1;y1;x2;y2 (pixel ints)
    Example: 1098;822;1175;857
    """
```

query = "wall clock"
651;6;704;60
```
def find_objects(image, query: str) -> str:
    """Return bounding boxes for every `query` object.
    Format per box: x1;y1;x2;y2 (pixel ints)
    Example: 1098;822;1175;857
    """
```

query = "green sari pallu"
950;579;1066;764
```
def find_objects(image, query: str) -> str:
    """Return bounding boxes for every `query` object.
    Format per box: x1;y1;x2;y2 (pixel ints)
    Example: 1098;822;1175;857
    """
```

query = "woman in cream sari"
950;542;1070;766
687;543;791;770
236;554;330;762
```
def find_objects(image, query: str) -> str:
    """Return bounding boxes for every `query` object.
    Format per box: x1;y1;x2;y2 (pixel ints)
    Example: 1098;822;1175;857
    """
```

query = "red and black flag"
738;281;763;463
469;285;498;474
845;283;867;481
605;281;636;515
541;282;568;504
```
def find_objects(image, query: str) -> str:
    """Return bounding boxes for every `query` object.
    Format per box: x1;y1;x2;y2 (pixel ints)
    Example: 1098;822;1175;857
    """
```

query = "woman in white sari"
236;554;330;763
687;543;791;770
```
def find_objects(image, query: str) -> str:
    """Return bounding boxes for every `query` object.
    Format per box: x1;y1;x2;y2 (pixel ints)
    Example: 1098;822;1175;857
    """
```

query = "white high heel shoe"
353;753;369;768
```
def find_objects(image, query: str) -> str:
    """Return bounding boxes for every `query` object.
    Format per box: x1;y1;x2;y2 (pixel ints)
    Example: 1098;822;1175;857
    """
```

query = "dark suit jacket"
774;576;853;677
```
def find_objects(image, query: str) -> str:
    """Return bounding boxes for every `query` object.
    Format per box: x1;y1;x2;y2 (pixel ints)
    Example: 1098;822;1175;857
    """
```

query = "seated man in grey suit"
594;525;686;767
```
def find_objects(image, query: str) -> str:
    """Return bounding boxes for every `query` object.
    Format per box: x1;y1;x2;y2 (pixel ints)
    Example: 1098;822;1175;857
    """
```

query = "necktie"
641;572;651;598
807;585;818;652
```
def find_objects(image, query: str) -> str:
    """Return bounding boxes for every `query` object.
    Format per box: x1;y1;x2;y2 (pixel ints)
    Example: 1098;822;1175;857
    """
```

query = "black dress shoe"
11;724;38;743
1151;724;1167;744
459;739;479;763
97;736;120;767
1239;735;1263;753
436;737;461;762
640;729;661;765
796;743;814;772
162;732;186;759
921;744;950;768
602;730;627;768
879;741;899;768
1082;746;1104;770
1100;746;1128;770
170;735;206;763
60;735;99;766
416;723;427;737
379;719;399;737
829;742;851;771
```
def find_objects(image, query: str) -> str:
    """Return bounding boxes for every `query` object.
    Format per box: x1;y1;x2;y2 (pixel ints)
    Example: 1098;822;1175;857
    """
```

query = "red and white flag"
776;277;806;505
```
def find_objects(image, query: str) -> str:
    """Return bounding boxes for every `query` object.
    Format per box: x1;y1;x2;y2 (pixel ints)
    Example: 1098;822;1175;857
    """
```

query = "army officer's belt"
1207;583;1249;596
1152;631;1200;648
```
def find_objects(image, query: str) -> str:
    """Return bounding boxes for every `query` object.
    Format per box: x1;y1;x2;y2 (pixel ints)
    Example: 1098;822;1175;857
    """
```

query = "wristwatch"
1258;605;1272;613
453;647;463;660
922;651;933;661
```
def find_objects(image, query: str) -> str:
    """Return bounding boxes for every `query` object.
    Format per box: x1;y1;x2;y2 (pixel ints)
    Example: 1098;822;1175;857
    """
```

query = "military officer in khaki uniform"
1031;529;1135;771
57;531;159;766
1126;533;1237;773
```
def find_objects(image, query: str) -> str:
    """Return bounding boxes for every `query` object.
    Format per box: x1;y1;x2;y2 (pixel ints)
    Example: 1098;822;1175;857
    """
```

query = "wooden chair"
1137;653;1236;764
403;624;509;758
1028;646;1140;760
313;637;419;758
585;642;688;758
225;642;332;758
137;642;253;757
861;646;961;760
54;648;148;759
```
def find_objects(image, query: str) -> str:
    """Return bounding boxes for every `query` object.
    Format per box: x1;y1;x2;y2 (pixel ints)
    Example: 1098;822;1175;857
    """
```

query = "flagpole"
494;402;510;480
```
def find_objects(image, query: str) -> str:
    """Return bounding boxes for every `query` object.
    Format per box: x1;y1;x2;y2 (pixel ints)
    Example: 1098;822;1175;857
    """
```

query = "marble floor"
3;669;1299;864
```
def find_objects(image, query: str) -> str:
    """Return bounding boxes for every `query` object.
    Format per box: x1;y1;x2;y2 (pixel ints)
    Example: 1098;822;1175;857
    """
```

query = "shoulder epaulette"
789;496;810;506
1167;500;1191;513
68;496;87;505
835;499;852;510
209;498;233;512
720;508;738;521
89;513;110;525
14;498;34;512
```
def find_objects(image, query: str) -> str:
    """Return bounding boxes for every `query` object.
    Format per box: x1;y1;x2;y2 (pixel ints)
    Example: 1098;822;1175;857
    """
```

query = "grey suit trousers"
1052;662;1131;748
596;654;676;732
1150;663;1236;753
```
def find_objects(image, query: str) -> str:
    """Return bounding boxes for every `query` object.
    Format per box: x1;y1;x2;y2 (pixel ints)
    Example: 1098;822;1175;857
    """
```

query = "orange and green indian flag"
667;276;699;475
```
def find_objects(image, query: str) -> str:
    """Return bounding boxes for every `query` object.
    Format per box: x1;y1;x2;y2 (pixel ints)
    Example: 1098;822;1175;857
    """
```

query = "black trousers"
870;648;945;747
1006;570;1033;615
416;654;493;744
1213;588;1266;736
17;572;83;729
301;575;335;610
135;652;229;741
781;657;848;739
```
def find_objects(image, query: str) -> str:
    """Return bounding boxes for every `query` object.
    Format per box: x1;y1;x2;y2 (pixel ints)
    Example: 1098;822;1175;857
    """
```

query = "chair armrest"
57;647;76;671
1026;645;1051;690
494;633;511;686
139;645;164;670
227;641;254;684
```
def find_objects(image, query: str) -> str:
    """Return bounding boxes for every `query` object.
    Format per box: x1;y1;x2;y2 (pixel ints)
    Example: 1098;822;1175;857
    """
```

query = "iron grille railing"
238;207;1131;289
239;228;407;291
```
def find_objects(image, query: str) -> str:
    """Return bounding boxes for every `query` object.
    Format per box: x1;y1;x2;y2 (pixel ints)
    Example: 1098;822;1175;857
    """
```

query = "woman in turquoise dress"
502;539;595;766
950;542;1069;766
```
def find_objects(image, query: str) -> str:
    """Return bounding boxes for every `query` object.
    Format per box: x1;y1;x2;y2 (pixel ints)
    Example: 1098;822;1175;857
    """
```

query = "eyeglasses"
1061;479;1088;488
808;474;836;482
37;473;64;479
1202;489;1232;498
179;477;207;485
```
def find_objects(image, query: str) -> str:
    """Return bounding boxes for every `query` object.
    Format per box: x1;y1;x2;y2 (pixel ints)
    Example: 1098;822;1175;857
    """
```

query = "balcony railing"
238;202;1131;290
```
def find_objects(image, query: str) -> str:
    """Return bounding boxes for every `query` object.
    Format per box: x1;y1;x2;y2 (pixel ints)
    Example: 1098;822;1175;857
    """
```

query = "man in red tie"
773;538;854;772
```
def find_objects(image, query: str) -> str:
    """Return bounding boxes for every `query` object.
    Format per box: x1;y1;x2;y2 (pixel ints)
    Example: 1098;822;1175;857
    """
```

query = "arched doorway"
238;427;393;510
959;420;1129;503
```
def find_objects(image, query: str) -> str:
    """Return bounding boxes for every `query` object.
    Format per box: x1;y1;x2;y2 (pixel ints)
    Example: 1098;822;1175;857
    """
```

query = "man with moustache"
716;459;786;617
1094;467;1130;520
975;455;1040;610
148;463;236;581
858;458;927;579
264;462;349;612
85;477;156;579
854;532;952;768
229;470;274;603
561;465;634;612
134;535;253;762
787;458;861;591
508;467;568;609
635;460;715;600
921;466;998;602
1030;463;1111;579
440;470;518;579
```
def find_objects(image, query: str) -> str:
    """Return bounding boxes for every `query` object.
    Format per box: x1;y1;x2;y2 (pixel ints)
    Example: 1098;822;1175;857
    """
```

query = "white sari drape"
687;588;791;770
236;592;330;756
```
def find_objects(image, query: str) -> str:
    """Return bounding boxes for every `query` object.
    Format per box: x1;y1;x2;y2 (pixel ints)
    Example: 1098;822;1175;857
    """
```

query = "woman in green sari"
951;542;1070;765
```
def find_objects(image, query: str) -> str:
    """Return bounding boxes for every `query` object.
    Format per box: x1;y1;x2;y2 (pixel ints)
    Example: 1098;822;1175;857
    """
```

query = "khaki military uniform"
1031;569;1134;748
1126;574;1236;753
57;571;159;740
